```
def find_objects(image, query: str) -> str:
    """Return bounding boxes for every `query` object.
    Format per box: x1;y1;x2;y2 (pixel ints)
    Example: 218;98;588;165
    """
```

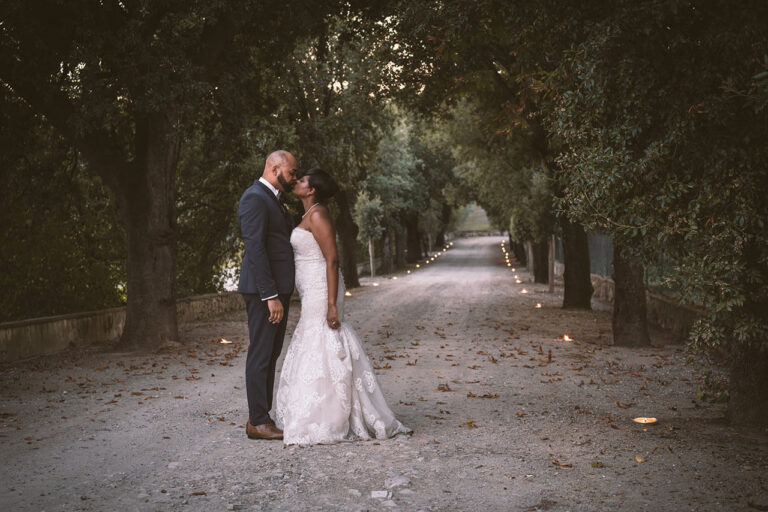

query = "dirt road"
1;236;766;511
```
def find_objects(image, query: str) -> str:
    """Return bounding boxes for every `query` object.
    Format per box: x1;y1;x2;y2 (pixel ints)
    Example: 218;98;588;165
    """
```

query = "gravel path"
1;236;766;511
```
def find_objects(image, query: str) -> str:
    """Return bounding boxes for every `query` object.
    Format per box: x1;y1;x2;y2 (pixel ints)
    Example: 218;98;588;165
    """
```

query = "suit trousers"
243;293;291;425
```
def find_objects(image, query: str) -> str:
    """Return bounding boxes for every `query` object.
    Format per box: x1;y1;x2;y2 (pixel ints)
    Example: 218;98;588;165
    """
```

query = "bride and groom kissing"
237;150;411;445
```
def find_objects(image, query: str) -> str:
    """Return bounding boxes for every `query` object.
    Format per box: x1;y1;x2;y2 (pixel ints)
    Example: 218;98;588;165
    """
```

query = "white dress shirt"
259;177;280;198
258;177;280;301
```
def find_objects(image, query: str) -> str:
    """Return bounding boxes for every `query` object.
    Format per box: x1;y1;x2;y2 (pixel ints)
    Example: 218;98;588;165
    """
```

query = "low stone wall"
356;257;381;278
589;274;702;341
176;292;244;324
645;291;704;341
0;292;245;364
591;274;615;303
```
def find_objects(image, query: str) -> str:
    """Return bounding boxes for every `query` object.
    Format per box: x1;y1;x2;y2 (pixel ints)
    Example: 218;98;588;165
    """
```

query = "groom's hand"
267;298;284;324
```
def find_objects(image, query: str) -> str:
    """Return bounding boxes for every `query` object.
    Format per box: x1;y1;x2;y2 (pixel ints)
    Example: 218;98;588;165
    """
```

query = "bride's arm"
309;207;340;329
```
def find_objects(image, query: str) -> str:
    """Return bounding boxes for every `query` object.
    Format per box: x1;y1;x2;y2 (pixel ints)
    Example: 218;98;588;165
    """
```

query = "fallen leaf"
616;400;635;409
552;459;572;468
467;392;499;399
635;456;646;463
189;491;207;496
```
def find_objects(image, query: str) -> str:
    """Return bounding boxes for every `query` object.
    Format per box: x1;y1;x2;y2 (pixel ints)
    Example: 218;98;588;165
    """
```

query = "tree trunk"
405;213;421;263
380;229;393;275
509;234;526;266
335;189;360;288
560;216;593;309
526;241;534;274
548;234;555;293
435;203;452;247
368;238;375;278
612;244;650;347
511;241;526;266
395;225;406;269
532;240;549;284
427;232;433;254
728;340;768;426
117;115;180;349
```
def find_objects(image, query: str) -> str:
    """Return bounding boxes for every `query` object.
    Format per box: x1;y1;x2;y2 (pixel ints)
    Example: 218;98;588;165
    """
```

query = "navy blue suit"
238;179;295;426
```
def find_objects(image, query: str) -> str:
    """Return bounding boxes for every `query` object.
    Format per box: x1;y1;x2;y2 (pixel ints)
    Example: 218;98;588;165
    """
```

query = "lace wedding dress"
274;227;411;445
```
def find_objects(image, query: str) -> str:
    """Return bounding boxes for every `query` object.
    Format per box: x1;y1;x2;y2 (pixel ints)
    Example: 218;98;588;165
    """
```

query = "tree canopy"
2;0;766;424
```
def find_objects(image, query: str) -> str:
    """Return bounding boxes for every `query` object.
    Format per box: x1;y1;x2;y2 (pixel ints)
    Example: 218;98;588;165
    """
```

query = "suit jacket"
237;180;295;298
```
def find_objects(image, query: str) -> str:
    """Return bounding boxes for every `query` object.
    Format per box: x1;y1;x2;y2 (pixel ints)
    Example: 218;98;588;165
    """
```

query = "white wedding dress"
274;227;411;445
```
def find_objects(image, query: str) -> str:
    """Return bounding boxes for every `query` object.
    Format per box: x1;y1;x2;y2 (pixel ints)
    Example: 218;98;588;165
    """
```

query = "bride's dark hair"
303;167;339;203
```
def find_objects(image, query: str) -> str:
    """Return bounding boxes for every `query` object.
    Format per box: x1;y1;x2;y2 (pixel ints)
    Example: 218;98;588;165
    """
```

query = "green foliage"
0;0;350;330
353;191;385;242
436;99;554;237
365;116;421;219
174;109;298;297
547;0;768;358
0;92;124;322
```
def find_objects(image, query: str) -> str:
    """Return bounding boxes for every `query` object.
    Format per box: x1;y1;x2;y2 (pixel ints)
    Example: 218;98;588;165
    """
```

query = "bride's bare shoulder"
308;205;332;225
308;205;336;237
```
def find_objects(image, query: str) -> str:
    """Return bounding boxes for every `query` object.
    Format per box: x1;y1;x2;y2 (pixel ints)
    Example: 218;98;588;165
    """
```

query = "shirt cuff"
261;294;278;301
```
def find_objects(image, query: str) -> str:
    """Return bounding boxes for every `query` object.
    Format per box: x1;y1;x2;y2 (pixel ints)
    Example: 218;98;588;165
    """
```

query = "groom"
238;150;299;440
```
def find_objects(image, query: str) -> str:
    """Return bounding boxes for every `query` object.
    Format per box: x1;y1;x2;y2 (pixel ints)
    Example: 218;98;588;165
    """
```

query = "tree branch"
0;58;130;189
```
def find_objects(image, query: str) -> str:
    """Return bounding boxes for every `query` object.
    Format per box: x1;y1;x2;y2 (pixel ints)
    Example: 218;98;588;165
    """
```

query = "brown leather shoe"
246;420;283;440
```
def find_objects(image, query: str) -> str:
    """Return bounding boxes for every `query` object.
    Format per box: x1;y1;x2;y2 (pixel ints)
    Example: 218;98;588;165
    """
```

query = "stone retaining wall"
591;274;616;303
0;292;245;364
645;291;704;341
589;274;702;341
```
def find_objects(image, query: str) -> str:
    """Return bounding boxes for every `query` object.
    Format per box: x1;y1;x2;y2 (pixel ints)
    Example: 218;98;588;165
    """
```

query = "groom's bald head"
264;150;290;170
262;150;298;193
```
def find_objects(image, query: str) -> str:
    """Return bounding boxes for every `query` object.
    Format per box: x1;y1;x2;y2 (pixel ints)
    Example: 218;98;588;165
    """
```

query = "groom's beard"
277;173;295;192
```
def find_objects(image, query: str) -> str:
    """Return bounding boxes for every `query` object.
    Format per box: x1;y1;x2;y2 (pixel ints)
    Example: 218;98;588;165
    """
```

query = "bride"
274;168;411;445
